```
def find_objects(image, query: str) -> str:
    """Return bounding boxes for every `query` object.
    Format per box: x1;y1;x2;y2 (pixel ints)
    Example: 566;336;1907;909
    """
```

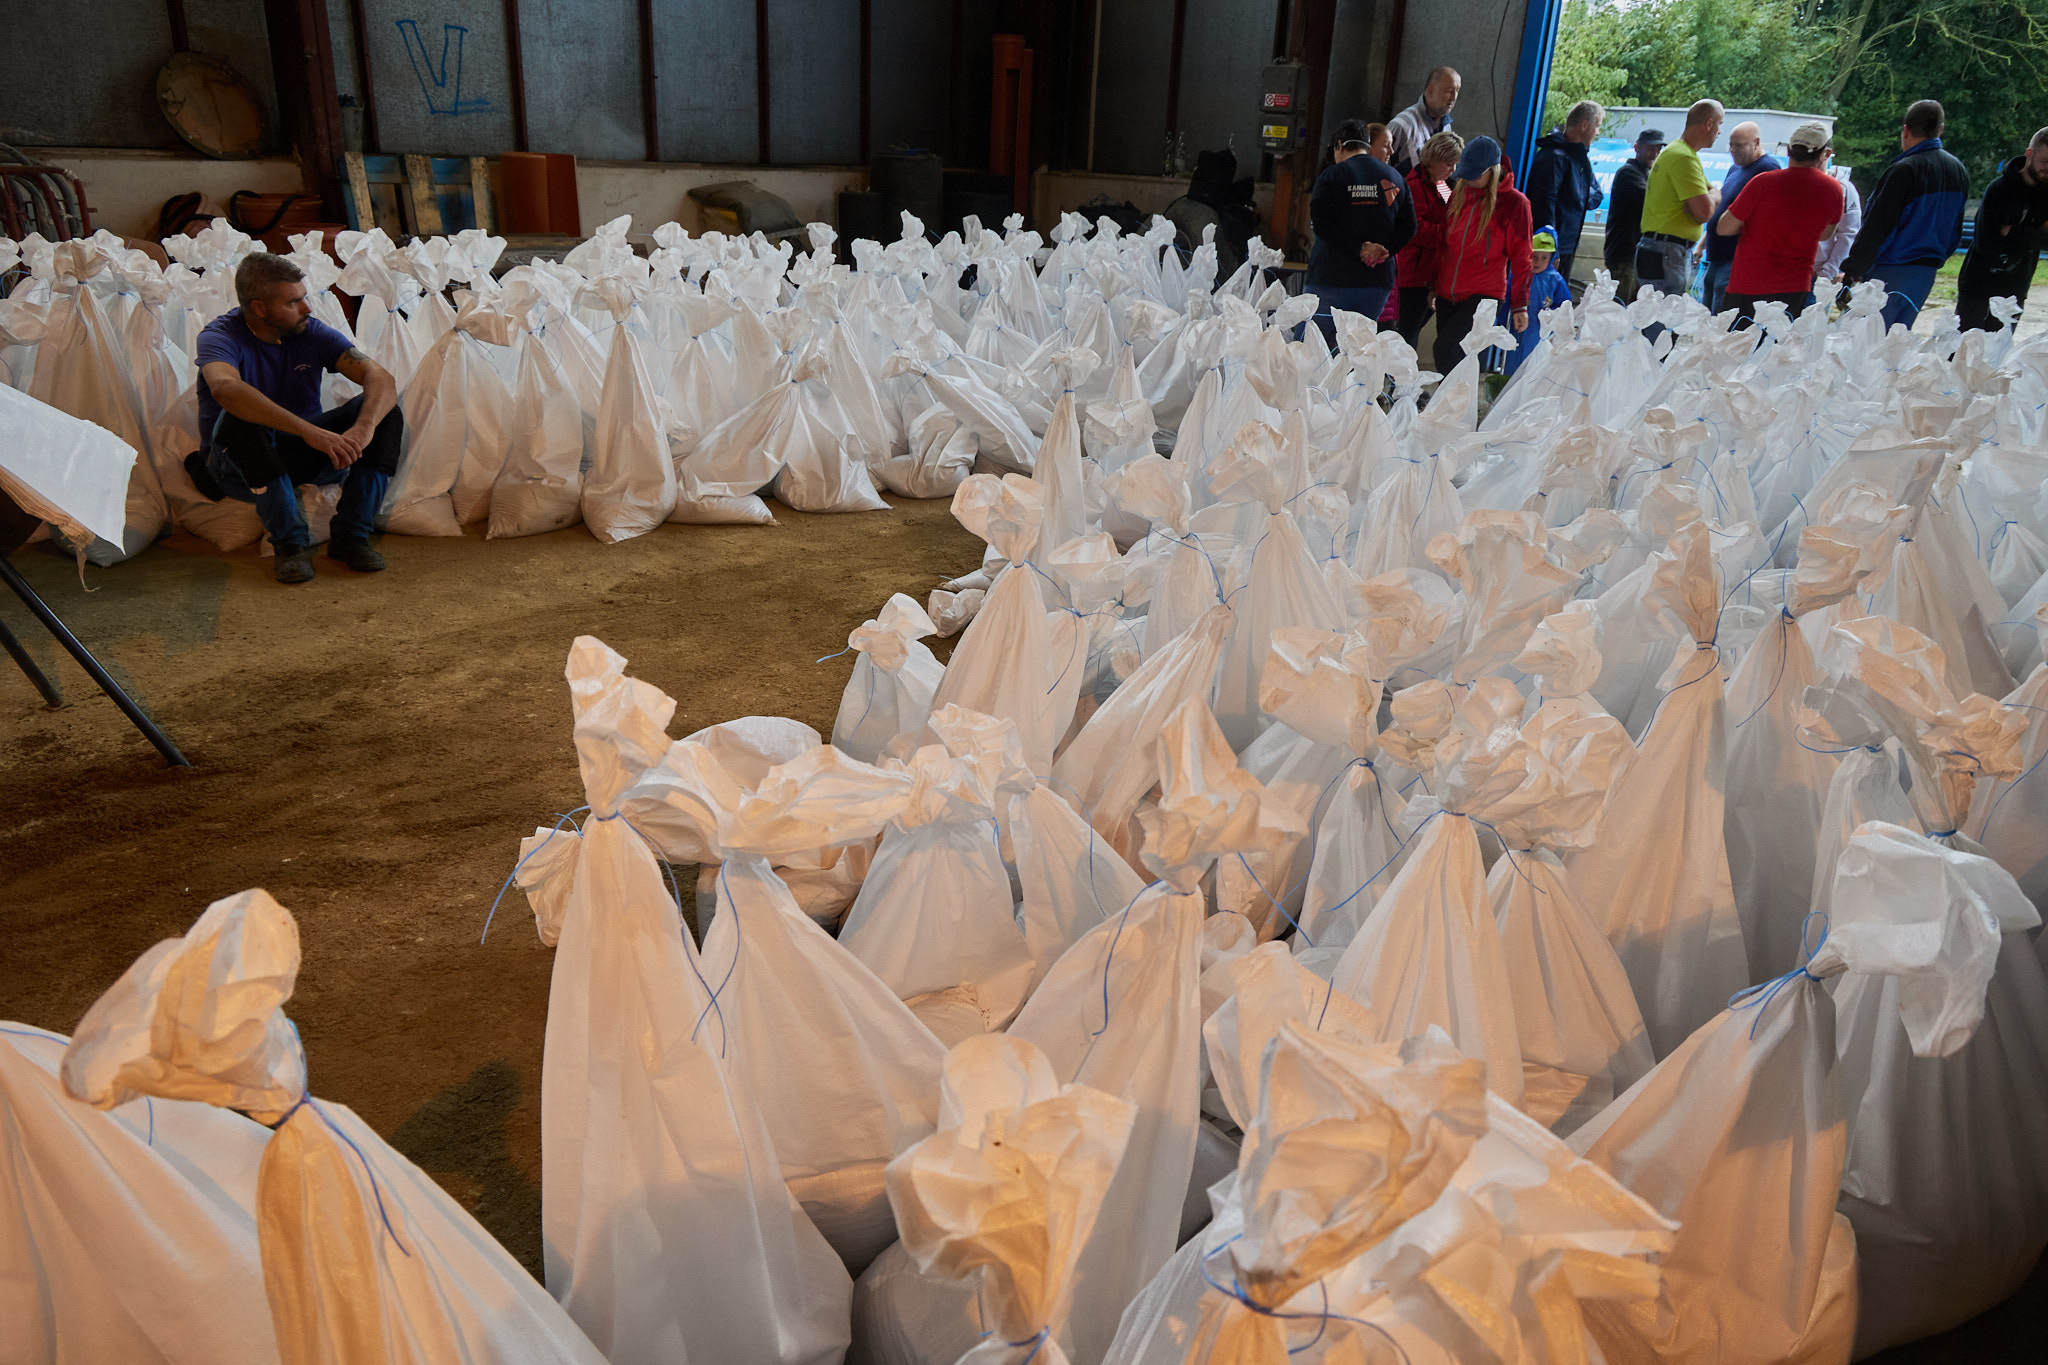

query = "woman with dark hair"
1430;135;1532;375
1303;118;1417;347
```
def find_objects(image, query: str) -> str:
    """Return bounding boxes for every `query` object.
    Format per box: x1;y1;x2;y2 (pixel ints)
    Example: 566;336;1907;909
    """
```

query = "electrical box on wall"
1259;62;1312;153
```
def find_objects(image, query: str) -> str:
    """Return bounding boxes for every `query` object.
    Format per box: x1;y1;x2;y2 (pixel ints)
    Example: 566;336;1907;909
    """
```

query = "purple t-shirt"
194;308;353;436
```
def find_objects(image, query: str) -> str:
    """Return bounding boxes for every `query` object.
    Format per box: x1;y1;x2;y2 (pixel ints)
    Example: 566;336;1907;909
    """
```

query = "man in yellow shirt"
1635;99;1725;301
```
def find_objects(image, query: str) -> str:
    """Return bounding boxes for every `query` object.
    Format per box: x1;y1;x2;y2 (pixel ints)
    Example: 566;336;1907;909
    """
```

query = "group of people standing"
1305;65;1537;375
1602;96;2048;332
1306;68;2048;360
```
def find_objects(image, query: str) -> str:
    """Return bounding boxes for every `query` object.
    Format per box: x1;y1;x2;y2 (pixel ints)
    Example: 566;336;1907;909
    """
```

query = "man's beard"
280;315;311;337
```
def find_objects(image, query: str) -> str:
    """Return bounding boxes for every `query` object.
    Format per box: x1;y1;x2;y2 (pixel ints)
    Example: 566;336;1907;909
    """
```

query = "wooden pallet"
339;153;493;239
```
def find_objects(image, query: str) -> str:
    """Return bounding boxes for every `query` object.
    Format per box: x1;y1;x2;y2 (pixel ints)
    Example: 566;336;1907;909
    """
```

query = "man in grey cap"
1604;128;1664;301
1713;120;1845;322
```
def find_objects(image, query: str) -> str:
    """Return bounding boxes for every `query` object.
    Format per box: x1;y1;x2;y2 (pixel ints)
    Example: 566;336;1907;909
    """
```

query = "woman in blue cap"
1430;134;1533;375
1302;118;1418;347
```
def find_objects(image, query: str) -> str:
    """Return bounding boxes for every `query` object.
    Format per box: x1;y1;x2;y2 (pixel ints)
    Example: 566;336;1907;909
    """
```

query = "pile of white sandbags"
9;214;2048;1365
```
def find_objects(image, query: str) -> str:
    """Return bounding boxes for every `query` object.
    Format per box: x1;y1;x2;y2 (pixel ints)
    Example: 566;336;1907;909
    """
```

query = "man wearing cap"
1714;121;1845;324
1525;101;1606;282
1604;129;1664;301
1636;99;1724;305
1387;66;1460;175
1841;99;1969;329
1305;120;1417;346
1703;121;1780;312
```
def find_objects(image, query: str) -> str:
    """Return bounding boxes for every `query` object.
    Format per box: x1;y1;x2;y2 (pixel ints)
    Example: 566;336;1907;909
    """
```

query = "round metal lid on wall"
156;51;267;160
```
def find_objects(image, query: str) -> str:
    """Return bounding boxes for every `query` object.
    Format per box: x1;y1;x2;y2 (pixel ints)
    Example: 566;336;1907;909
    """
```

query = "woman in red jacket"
1431;135;1533;376
1395;130;1464;347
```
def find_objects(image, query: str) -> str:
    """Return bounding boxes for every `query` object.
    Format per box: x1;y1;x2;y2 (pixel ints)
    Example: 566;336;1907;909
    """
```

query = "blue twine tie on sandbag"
482;801;731;1052
1196;1235;1410;1360
1090;880;1163;1041
1727;911;1830;1039
275;1022;410;1257
481;805;590;943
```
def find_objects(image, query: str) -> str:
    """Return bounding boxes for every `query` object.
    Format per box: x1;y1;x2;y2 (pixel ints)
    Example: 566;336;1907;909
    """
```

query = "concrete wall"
1386;0;1530;160
564;163;869;239
49;149;310;241
43;148;865;245
1032;170;1274;230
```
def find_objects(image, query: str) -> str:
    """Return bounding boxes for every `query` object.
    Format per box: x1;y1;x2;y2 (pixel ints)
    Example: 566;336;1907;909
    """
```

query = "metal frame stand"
0;492;190;767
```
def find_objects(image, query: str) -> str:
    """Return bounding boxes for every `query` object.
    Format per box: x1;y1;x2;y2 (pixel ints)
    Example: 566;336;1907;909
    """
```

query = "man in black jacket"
1526;101;1606;282
1304;120;1418;347
1604;129;1664;301
1958;128;2048;332
1841;99;1970;329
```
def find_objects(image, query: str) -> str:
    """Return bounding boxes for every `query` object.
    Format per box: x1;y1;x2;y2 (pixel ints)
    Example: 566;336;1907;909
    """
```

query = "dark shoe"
184;450;225;501
327;538;386;573
274;546;316;584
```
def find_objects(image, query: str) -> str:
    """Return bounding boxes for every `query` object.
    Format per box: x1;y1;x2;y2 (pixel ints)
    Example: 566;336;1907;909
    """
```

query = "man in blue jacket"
1524;101;1606;282
1703;121;1780;312
1841;99;1970;329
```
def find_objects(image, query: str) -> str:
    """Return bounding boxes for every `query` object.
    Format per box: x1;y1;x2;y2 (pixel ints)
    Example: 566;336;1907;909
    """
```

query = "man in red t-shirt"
1714;121;1846;324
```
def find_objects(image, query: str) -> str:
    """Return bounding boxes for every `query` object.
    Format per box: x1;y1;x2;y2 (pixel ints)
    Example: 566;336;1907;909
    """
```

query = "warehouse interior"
2;0;1551;257
5;3;2048;1364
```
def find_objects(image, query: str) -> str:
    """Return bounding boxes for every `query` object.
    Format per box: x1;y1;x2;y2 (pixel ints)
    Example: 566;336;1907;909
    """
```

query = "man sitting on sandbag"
185;252;402;583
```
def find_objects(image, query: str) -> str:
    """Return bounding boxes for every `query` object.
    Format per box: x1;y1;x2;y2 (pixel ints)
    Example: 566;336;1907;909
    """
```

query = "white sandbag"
1199;943;1379;1134
702;852;948;1275
1006;697;1273;1365
1052;603;1233;859
1010;781;1146;988
875;401;978;499
28;280;167;563
1255;626;1406;952
1723;534;1863;981
1567;522;1750;1057
1109;1029;1674;1365
1329;677;1529;1108
928;476;1087;775
1207;432;1347;752
1567;979;1855;1365
535;639;851;1364
832;593;944;764
61;888;607;1365
1970;663;2048;910
383;316;513;536
770;361;891;513
489;334;586;537
1;1024;279;1365
837;706;1038;1028
1487;697;1653;1133
1829;829;2048;1354
879;1035;1137;1365
584;324;677;542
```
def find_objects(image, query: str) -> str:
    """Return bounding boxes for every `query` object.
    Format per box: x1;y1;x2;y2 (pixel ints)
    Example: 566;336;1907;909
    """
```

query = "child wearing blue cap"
1502;225;1573;375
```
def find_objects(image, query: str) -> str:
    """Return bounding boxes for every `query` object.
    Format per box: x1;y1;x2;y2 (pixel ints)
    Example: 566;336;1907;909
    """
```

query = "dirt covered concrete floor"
0;493;2040;1357
0;496;980;1272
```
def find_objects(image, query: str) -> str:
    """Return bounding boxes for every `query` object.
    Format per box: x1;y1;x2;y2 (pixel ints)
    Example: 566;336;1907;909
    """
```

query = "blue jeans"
1301;285;1392;348
205;396;401;552
1704;259;1734;312
1872;262;1939;330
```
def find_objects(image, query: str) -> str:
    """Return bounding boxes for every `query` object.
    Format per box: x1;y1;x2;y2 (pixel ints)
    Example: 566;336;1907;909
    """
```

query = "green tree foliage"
1543;0;1630;131
1548;0;2048;191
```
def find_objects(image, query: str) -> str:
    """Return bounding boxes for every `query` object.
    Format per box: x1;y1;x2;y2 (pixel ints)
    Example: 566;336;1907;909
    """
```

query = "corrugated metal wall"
0;0;283;152
5;1;1534;181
